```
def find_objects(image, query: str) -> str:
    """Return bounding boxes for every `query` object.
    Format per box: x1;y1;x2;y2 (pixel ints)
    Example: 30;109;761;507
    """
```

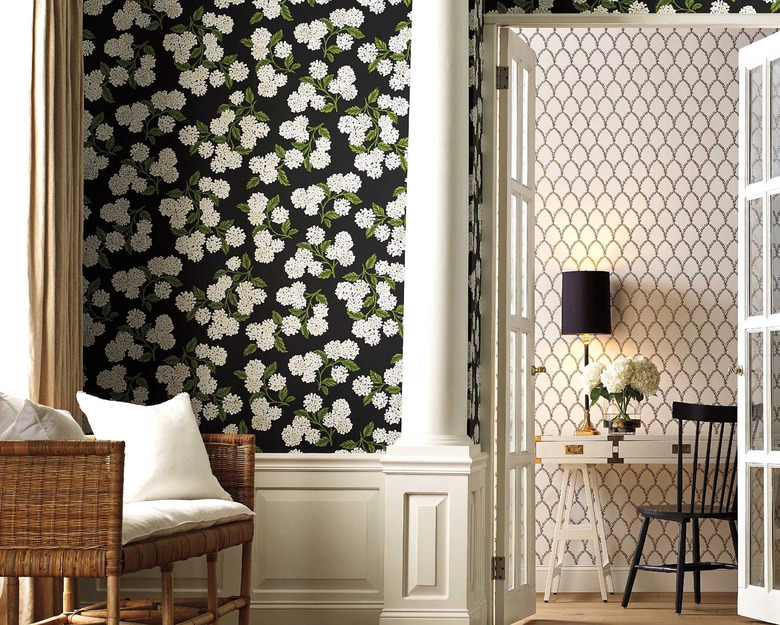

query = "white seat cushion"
122;499;255;545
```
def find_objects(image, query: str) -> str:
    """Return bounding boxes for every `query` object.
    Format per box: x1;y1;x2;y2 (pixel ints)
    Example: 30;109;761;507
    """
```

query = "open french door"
493;27;537;625
737;31;780;624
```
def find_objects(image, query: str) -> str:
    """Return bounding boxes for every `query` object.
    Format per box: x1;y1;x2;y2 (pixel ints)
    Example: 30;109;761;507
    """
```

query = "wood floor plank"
516;593;765;625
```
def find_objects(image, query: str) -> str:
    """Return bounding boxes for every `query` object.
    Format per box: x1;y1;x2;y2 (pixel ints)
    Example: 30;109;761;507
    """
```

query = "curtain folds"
1;1;84;625
28;0;84;419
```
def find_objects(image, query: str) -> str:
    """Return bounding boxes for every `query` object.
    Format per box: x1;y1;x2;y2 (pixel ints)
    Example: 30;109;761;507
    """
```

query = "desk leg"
552;466;577;596
581;465;608;602
544;465;571;602
589;466;614;594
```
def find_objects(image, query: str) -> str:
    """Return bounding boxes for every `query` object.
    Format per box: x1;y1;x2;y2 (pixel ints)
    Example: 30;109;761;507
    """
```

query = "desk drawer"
618;438;718;463
536;440;614;463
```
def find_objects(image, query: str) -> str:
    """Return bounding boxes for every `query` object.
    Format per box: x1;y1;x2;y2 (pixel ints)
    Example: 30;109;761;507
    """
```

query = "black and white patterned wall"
82;0;486;452
487;0;778;13
521;27;771;568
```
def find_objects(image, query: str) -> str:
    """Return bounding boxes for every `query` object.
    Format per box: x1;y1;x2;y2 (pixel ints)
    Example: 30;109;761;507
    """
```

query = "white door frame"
480;13;780;621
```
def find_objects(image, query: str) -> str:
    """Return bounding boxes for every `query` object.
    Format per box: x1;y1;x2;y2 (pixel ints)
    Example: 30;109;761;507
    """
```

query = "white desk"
535;434;698;602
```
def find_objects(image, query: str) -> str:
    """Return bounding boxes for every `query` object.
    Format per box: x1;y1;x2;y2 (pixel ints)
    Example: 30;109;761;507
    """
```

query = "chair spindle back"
672;402;738;515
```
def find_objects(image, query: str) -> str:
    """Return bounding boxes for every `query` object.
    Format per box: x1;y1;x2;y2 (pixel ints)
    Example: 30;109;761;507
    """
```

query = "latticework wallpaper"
521;27;772;568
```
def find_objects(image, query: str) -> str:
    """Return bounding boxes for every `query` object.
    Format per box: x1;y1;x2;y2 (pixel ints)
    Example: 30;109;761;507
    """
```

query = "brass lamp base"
575;410;600;436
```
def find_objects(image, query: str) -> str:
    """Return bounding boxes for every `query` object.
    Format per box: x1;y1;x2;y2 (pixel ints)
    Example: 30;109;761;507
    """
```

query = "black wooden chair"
621;402;738;614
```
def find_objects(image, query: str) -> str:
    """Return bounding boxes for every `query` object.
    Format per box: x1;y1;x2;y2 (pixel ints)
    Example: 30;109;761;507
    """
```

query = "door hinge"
496;66;509;90
492;556;506;580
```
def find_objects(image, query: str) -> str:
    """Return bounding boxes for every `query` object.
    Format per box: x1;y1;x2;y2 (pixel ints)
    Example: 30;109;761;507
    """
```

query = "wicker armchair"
0;434;255;625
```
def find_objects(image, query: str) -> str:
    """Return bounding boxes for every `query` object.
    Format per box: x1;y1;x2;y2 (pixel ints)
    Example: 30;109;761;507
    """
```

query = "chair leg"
106;575;120;625
161;564;174;625
7;577;19;625
63;577;79;613
207;553;219;624
729;519;738;559
691;519;701;604
675;520;687;615
239;541;252;625
621;516;649;608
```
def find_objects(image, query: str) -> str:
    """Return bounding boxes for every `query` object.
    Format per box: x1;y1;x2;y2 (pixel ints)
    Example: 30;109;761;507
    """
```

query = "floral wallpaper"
486;0;778;12
83;0;485;452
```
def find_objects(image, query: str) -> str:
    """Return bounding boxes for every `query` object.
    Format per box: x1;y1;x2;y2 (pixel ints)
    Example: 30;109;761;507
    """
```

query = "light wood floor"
517;593;765;625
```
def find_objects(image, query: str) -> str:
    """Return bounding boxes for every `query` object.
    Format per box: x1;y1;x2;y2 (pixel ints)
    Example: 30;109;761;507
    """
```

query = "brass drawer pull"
565;444;583;455
672;444;691;454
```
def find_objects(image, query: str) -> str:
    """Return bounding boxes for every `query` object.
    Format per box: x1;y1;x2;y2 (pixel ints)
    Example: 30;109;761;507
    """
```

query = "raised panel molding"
404;494;449;597
251;453;385;625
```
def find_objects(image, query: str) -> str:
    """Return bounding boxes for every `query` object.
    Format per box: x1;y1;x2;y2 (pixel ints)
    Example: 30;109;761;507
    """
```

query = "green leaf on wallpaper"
343;360;360;372
315;437;329;447
368;88;379;103
163;355;178;365
771;0;780;11
188;171;201;186
264;362;277;379
186;337;198;352
376;309;389;319
315;293;327;305
374;38;388;52
270;31;283;48
342;272;359;282
83;29;95;39
277;170;289;186
193;6;205;20
241;253;251;269
281;4;292;20
341;440;357;450
322;377;336;388
366;254;376;269
391;353;403;364
350;144;368;154
164;276;183;287
274;335;287;353
234;370;248;380
363;422;374;437
249;12;263;25
246;176;261;189
369;371;382;385
345;27;364;39
238;422;248;434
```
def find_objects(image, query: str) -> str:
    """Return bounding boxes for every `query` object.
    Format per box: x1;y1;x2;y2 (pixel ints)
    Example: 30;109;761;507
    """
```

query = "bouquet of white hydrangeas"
582;355;660;421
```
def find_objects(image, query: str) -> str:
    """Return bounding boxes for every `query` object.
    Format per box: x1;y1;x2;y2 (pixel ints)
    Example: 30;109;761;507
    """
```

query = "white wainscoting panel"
251;453;385;625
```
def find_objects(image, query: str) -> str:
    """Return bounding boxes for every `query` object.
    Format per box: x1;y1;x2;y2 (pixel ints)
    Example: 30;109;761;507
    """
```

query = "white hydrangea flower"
582;361;605;394
600;356;633;394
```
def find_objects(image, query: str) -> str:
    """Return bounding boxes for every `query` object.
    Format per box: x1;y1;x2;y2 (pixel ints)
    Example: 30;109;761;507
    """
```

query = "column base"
379;445;489;625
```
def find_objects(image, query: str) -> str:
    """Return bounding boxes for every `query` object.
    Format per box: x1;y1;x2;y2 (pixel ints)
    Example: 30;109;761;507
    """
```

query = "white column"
397;0;472;448
380;3;489;624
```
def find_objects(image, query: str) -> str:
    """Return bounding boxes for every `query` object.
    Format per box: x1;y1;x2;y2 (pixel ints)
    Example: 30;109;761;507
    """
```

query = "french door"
494;27;537;625
737;31;780;624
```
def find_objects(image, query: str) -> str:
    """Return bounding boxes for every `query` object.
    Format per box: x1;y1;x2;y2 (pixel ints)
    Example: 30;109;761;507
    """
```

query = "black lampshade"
561;271;612;335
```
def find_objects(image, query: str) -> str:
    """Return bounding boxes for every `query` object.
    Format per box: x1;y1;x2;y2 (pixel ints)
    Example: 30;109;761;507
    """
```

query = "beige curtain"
1;1;84;625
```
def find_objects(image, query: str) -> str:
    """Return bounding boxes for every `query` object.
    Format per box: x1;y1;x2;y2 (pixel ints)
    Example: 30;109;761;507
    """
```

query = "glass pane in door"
750;466;765;587
772;59;780;179
518;465;528;586
773;195;780;314
509;330;516;454
508;466;516;591
774;467;780;589
750;65;764;185
750;197;764;317
750;331;765;451
773;332;780;452
521;67;529;188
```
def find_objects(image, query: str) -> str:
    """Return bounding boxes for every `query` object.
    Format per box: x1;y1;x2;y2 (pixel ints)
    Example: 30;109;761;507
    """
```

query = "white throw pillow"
0;399;85;441
77;392;231;504
0;392;24;433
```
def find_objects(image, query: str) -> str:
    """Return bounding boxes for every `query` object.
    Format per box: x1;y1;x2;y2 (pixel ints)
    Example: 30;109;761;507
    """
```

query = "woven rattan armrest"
0;440;125;577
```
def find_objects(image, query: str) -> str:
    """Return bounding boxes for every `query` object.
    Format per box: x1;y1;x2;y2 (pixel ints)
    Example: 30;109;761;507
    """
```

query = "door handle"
531;365;546;376
730;365;744;376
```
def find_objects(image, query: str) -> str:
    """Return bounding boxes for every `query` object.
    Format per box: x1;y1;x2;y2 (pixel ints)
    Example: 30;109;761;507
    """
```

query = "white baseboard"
250;604;382;625
535;565;737;594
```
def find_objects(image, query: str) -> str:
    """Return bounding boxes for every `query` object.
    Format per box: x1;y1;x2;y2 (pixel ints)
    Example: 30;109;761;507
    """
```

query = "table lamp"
561;270;612;436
